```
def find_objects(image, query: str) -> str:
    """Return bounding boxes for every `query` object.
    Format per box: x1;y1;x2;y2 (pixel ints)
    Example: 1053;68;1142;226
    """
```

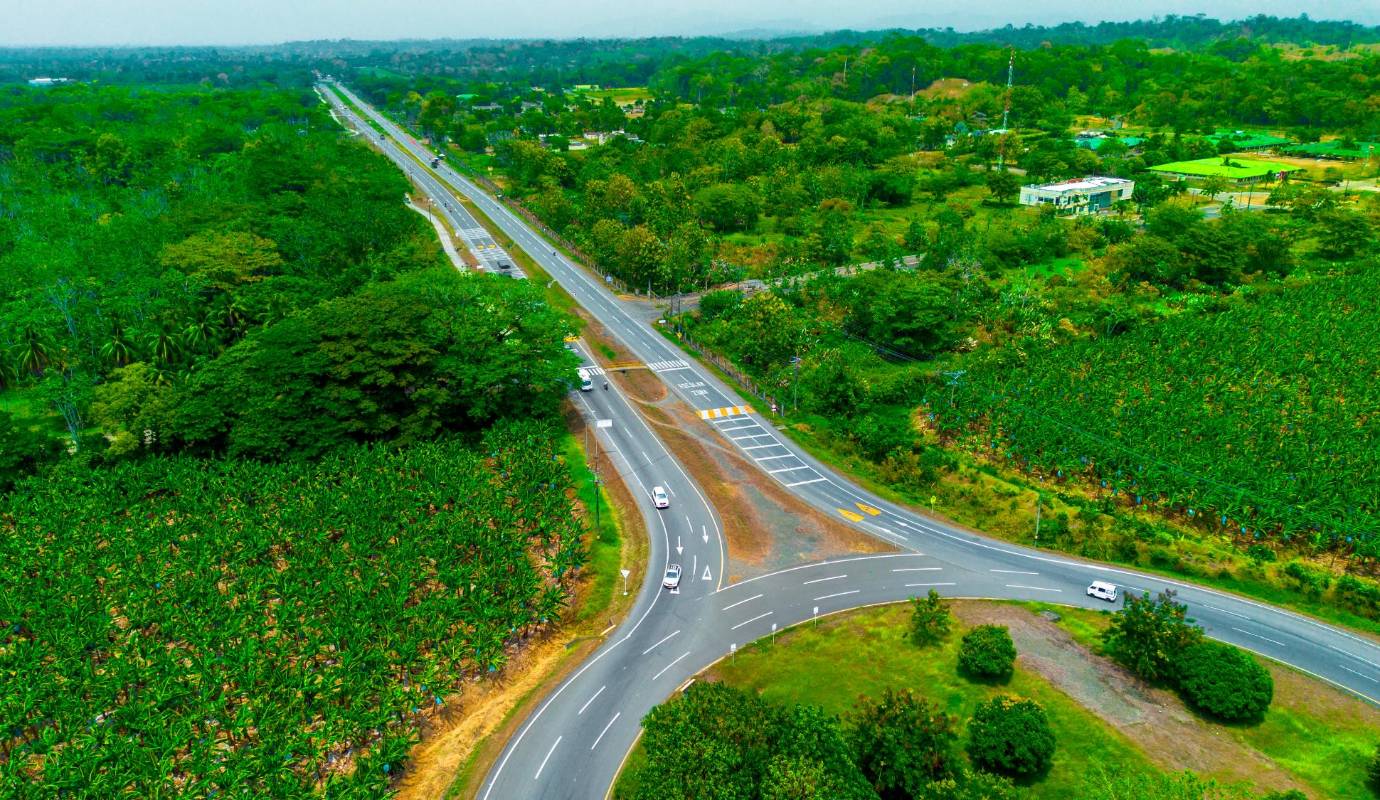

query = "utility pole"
998;48;1015;169
791;356;802;411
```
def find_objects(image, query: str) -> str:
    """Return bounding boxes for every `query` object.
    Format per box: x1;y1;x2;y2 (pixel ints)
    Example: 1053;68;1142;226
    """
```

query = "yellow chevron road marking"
855;502;881;516
838;508;865;523
698;405;754;420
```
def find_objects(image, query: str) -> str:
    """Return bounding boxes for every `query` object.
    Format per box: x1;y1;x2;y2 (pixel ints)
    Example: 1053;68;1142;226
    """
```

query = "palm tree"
15;325;51;376
181;312;223;356
145;328;181;370
100;317;137;368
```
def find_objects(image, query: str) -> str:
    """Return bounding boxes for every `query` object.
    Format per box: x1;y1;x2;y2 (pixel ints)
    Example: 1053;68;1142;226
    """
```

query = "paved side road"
320;82;1380;799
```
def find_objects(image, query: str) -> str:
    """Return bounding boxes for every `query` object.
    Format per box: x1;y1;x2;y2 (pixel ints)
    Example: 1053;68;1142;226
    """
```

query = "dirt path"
953;603;1312;796
612;365;893;583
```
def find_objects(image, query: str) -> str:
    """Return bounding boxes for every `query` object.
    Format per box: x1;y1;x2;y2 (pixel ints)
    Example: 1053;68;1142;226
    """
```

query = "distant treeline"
1;14;1378;86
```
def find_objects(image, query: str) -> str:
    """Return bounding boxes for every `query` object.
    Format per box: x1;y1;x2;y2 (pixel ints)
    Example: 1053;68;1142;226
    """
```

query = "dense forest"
322;17;1380;610
0;79;589;795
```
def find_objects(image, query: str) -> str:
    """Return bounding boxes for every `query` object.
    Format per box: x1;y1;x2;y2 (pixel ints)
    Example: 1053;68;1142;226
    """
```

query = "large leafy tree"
1103;590;1204;684
848;688;959;798
165;272;577;459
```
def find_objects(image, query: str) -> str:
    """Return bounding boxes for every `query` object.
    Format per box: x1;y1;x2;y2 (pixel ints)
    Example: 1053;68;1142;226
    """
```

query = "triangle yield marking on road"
702;565;713;581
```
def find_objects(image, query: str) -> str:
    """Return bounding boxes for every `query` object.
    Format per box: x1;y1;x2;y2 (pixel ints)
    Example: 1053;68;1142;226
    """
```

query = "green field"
583;86;652;104
1149;157;1302;179
934;270;1380;555
704;604;1155;798
1283;140;1380;159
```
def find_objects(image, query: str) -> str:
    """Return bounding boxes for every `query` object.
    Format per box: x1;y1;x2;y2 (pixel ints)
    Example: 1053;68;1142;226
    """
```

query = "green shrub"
1245;543;1276;564
1281;561;1330;598
1104;589;1203;684
966;696;1056;779
909;590;953;647
958;625;1017;683
1368;742;1380;795
1336;575;1380;619
848;688;959;796
1176;641;1274;723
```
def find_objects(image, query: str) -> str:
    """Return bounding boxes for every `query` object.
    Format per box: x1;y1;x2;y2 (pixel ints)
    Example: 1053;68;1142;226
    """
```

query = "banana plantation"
0;421;585;796
931;269;1380;565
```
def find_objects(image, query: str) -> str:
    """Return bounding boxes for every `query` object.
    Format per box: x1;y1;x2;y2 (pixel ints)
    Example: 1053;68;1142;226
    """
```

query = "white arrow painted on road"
702;525;709;544
676;536;683;556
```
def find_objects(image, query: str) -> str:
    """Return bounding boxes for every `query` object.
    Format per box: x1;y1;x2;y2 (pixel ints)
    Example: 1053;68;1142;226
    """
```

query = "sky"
3;0;1376;47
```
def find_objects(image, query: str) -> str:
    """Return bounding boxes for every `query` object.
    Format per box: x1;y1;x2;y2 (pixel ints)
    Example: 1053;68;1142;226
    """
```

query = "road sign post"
620;569;630;596
813;606;819;627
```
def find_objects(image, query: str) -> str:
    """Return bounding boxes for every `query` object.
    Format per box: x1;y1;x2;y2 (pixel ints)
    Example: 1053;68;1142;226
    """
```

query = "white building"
1019;176;1134;215
27;77;73;87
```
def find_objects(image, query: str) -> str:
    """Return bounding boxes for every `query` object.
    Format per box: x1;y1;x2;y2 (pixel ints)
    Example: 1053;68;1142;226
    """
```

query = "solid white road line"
642;630;680;656
534;736;561;780
802;574;846;585
731;611;774;631
743;443;782;451
906;582;957;588
1006;584;1062;592
653;651;691;681
730;433;776;441
893;567;943;572
785;477;828;487
768;465;814;475
753;454;796;462
722;593;763;612
577;686;605;716
1232;627;1286;648
990;569;1039;575
813;589;861;602
591;713;621;750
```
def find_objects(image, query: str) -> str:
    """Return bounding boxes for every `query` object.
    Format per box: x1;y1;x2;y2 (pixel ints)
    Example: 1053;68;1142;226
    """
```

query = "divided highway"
319;82;1380;799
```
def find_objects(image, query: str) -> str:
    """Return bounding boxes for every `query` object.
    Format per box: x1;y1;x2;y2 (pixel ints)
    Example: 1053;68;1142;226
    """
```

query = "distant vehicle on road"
1087;581;1118;603
499;262;512;271
652;486;670;509
662;564;682;590
578;369;593;392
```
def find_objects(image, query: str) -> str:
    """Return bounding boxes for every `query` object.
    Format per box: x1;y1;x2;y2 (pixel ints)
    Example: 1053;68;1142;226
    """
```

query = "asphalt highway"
319;82;1380;799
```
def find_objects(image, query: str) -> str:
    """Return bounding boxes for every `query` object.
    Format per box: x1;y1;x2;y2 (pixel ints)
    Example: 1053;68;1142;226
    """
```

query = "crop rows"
0;421;584;797
930;271;1380;555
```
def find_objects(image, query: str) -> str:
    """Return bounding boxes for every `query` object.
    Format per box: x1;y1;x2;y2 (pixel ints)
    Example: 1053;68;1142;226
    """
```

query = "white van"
578;369;593;392
1086;581;1118;603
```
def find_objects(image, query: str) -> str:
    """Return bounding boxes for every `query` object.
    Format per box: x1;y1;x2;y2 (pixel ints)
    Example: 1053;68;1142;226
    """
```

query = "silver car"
662;564;682;590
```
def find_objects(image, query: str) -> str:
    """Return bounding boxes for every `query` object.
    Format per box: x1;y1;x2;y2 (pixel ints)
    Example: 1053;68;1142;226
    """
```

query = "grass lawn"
1013;601;1380;799
1023;256;1086;280
1149;156;1301;180
561;434;622;623
584;87;652;105
706;604;1158;797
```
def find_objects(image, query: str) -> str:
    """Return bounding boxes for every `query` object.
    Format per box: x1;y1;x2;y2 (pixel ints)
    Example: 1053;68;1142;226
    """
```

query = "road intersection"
319;82;1380;799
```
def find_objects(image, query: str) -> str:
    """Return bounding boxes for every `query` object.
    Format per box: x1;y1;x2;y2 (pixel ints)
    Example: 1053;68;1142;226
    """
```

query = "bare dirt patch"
952;603;1310;796
608;368;894;583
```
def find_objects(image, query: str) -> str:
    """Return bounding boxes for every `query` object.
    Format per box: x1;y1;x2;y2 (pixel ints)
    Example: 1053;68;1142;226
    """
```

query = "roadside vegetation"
332;15;1380;631
0;78;608;796
620;598;1378;799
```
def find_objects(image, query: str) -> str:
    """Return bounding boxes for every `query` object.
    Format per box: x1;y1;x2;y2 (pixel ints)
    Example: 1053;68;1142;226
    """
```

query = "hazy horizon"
3;0;1378;48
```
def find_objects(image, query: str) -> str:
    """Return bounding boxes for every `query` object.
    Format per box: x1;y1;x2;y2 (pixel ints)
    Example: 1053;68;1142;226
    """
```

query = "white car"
652;486;670;509
663;564;682;590
1087;581;1119;603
